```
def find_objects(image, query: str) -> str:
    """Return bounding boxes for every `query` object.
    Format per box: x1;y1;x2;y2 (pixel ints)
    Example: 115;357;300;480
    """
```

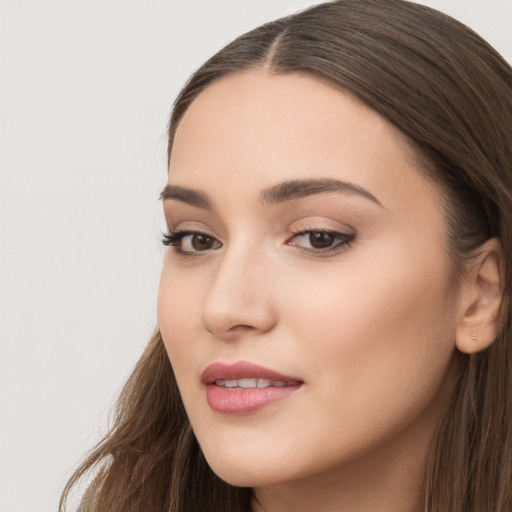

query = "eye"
162;230;222;255
287;230;355;254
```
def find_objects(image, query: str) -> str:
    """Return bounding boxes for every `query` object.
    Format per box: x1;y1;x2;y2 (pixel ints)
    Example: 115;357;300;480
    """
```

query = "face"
158;70;461;491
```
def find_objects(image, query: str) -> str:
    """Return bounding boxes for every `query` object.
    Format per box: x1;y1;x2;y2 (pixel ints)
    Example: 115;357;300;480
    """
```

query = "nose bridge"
201;236;276;337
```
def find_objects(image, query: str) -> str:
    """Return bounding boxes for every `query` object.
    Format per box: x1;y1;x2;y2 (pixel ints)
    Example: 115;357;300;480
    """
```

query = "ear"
456;238;505;354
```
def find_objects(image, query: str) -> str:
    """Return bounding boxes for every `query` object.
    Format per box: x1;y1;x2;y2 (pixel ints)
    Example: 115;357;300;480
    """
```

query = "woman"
60;1;512;510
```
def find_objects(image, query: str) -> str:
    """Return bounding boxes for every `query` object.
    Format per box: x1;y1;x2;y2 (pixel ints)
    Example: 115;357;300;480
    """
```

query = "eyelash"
162;229;221;257
287;229;355;255
161;229;355;257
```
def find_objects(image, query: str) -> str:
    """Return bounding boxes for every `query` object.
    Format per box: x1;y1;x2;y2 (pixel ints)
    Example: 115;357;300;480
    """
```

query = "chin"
201;447;292;488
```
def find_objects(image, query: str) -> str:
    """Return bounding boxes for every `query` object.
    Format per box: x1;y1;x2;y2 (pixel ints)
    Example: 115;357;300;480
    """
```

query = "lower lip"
206;384;302;414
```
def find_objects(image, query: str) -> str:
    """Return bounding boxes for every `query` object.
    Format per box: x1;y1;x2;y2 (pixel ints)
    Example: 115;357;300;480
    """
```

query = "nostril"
202;321;256;337
229;324;257;333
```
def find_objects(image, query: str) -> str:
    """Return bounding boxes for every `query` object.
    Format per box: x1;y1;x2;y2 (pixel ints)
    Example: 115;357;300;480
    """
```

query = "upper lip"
201;361;303;384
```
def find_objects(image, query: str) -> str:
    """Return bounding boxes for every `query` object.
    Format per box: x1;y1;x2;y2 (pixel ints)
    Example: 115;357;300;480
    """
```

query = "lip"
201;361;304;415
201;361;302;384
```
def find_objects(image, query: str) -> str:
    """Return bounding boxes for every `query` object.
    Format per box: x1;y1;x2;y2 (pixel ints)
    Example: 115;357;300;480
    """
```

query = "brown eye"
309;231;335;249
162;230;222;254
288;230;355;254
191;234;216;251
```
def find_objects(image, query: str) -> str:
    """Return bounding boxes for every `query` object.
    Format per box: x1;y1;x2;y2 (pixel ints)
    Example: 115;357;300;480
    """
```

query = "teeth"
238;378;257;388
214;378;298;388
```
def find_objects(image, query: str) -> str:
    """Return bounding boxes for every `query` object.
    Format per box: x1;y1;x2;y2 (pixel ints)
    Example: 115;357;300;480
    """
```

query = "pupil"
310;232;334;249
192;234;212;250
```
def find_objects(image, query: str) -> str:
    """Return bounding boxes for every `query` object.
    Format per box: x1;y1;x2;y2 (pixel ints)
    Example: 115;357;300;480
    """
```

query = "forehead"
171;70;393;165
169;69;441;218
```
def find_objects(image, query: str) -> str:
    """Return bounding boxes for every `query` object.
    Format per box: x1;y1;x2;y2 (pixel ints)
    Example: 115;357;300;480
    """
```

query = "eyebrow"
160;178;382;209
261;178;383;207
160;185;213;210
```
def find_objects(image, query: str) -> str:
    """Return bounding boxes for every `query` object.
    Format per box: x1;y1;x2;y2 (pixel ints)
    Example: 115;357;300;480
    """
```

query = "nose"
201;243;277;339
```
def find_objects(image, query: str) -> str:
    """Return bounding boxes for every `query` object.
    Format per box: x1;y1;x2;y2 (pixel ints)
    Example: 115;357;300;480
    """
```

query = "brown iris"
192;234;216;251
309;232;335;249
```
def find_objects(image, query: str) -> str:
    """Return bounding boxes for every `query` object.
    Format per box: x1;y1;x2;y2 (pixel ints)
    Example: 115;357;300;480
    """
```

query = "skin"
158;70;466;512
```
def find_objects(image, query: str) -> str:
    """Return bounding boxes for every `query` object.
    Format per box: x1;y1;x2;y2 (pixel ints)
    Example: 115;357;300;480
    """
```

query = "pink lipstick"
201;361;303;414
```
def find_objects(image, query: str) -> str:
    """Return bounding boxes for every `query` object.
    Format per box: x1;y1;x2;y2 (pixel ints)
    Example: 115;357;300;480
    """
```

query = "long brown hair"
60;1;512;510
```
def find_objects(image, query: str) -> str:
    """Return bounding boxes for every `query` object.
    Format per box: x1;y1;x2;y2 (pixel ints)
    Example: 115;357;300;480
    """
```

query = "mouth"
214;378;300;389
201;361;304;414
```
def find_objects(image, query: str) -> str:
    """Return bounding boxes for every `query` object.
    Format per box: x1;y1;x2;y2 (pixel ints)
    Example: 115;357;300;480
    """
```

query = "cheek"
278;241;459;416
285;230;456;342
157;260;204;380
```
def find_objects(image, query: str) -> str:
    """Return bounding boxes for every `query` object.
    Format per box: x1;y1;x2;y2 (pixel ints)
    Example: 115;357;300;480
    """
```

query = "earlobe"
455;238;504;354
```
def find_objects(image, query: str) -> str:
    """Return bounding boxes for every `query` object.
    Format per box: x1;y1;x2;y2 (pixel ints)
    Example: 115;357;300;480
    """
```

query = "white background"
1;1;511;511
